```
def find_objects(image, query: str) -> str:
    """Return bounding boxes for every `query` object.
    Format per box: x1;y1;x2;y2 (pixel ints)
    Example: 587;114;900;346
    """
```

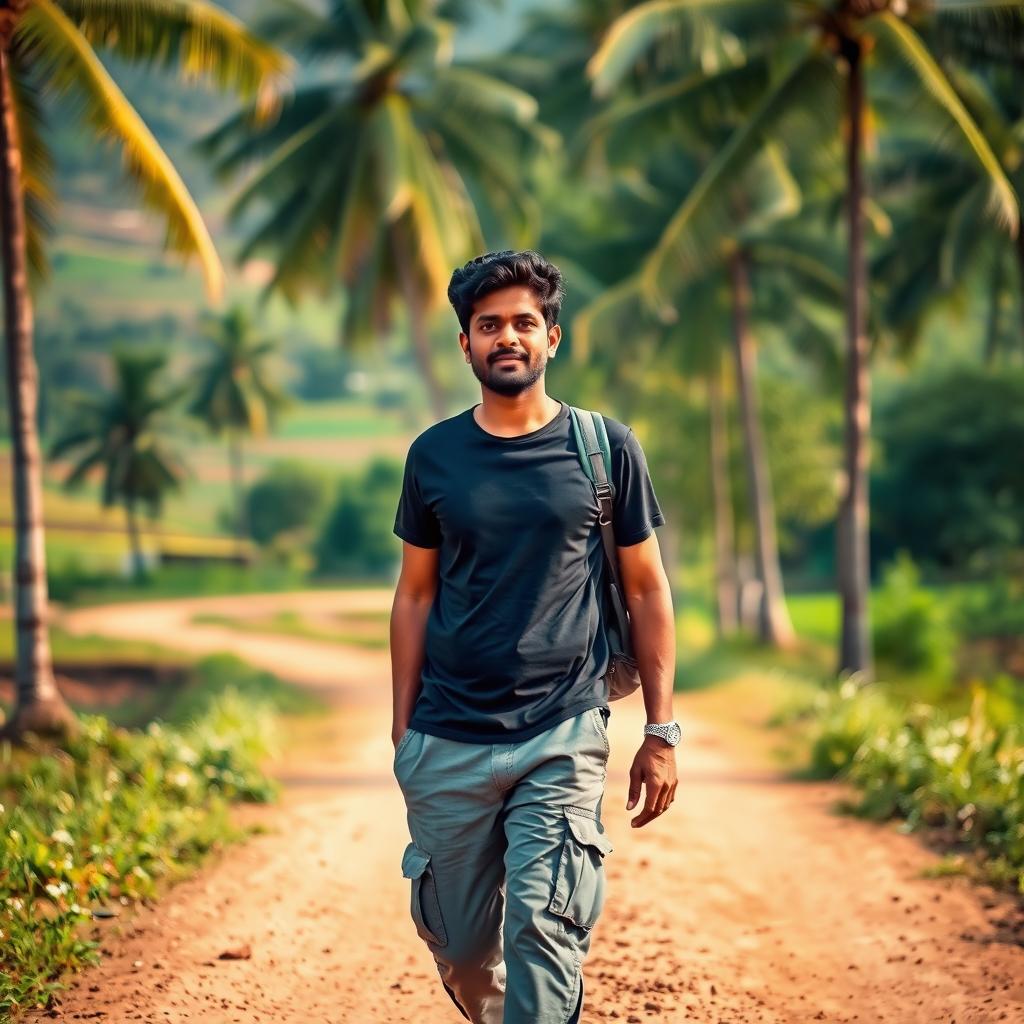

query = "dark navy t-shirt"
393;399;665;743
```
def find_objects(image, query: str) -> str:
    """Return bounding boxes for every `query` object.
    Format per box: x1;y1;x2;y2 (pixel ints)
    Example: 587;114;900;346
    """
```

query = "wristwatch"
644;720;682;746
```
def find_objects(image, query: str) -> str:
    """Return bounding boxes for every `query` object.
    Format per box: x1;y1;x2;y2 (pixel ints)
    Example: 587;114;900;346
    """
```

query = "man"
390;250;679;1024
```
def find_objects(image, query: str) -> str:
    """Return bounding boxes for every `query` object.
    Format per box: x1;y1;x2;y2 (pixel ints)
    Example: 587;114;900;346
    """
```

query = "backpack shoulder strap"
568;406;612;485
569;405;634;656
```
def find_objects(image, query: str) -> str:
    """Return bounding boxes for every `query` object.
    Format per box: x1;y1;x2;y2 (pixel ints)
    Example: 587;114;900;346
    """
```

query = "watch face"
668;723;681;745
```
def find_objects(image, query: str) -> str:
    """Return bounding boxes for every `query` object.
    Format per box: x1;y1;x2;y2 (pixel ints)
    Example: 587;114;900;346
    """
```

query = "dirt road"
28;591;1024;1023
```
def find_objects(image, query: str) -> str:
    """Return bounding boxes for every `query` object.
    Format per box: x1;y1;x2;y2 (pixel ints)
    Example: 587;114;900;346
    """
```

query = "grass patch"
0;626;179;669
0;653;327;1016
48;563;396;608
190;609;390;649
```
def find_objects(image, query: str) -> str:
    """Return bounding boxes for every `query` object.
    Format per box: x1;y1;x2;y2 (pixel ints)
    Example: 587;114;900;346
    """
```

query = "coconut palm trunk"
390;224;447;422
228;431;247;553
0;29;76;740
729;248;795;648
837;38;873;678
1014;228;1024;353
707;357;738;637
124;499;146;580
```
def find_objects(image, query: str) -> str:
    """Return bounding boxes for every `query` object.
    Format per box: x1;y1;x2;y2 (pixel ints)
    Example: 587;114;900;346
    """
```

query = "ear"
459;332;470;361
547;323;561;355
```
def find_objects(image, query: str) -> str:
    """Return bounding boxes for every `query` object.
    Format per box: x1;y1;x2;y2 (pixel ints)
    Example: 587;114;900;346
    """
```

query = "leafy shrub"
872;366;1024;567
956;572;1024;640
871;552;956;678
316;456;402;578
245;460;332;546
0;683;280;1014
800;679;1024;892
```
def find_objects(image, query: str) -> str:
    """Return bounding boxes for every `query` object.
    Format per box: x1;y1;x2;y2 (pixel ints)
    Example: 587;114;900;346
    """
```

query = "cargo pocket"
547;807;614;931
402;841;448;947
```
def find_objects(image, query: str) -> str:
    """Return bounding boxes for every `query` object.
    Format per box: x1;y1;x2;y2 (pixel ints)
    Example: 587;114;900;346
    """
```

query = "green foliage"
199;0;551;350
799;678;1024;892
316;457;403;578
13;0;287;295
956;571;1024;641
188;305;290;438
873;367;1024;568
244;460;332;546
0;674;282;1014
755;374;841;553
45;560;312;607
162;652;326;725
872;551;957;678
49;349;188;516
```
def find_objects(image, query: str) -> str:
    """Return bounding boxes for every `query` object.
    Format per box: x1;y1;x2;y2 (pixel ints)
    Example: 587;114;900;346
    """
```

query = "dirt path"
28;592;1024;1024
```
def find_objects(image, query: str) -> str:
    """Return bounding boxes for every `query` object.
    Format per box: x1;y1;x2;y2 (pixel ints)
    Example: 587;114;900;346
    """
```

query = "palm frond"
578;55;771;168
938;180;988;286
57;0;291;120
640;45;841;306
871;12;1019;236
252;0;354;60
20;0;226;300
587;0;791;97
573;272;673;365
425;66;539;126
197;84;344;182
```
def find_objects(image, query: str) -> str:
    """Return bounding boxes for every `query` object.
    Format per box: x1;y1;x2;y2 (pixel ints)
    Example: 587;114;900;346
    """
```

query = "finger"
653;787;672;816
626;764;644;811
631;783;667;828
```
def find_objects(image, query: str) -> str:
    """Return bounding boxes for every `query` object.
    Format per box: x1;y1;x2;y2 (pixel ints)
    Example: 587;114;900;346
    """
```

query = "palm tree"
588;0;1019;678
0;1;287;742
871;62;1024;363
188;304;290;551
198;0;554;422
50;351;187;579
574;102;847;647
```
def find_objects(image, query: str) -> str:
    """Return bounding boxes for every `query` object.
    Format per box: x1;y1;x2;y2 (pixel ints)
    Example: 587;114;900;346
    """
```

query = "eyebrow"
475;311;540;324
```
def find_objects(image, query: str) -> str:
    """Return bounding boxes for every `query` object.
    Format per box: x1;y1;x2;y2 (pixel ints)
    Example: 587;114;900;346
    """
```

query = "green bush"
0;682;281;1014
956;571;1024;640
801;678;1024;892
871;552;956;678
872;366;1024;567
316;456;402;578
245;460;332;546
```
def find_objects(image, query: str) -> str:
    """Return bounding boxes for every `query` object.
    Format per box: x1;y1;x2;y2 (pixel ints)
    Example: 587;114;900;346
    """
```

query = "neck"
474;387;561;437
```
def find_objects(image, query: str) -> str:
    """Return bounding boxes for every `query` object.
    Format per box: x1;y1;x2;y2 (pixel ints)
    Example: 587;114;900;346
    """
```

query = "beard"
469;348;547;397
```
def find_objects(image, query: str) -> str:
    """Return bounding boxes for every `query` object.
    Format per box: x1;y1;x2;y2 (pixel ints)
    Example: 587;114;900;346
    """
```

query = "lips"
493;355;525;364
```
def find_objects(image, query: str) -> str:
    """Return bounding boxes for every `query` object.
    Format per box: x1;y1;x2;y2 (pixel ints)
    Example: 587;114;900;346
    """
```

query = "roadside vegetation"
0;653;327;1016
676;559;1024;895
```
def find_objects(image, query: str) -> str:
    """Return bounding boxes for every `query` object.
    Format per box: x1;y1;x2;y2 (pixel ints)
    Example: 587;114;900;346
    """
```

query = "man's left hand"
626;736;678;828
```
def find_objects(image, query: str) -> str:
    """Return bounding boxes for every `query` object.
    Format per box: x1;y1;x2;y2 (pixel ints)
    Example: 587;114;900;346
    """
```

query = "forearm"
624;579;676;723
390;591;432;734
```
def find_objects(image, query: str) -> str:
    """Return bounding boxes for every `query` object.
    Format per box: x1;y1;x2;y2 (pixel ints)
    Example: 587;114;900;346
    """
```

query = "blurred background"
1;0;1023;1014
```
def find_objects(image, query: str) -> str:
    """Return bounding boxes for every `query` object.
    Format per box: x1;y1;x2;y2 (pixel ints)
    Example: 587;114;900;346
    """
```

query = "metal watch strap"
644;721;681;744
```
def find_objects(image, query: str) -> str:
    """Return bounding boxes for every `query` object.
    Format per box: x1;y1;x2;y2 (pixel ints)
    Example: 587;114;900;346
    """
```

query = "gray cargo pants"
392;705;613;1024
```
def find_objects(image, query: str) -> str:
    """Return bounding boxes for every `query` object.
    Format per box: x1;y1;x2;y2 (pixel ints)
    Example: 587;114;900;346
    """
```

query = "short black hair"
447;250;565;335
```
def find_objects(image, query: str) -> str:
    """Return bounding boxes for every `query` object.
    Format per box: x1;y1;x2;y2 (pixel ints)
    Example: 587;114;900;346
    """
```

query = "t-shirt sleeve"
393;444;442;549
612;428;666;546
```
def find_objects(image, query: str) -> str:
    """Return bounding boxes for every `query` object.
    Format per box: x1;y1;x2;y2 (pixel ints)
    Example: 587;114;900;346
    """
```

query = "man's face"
460;284;561;398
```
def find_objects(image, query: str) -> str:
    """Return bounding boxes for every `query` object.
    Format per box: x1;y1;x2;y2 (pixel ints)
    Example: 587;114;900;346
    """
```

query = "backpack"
568;406;642;703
